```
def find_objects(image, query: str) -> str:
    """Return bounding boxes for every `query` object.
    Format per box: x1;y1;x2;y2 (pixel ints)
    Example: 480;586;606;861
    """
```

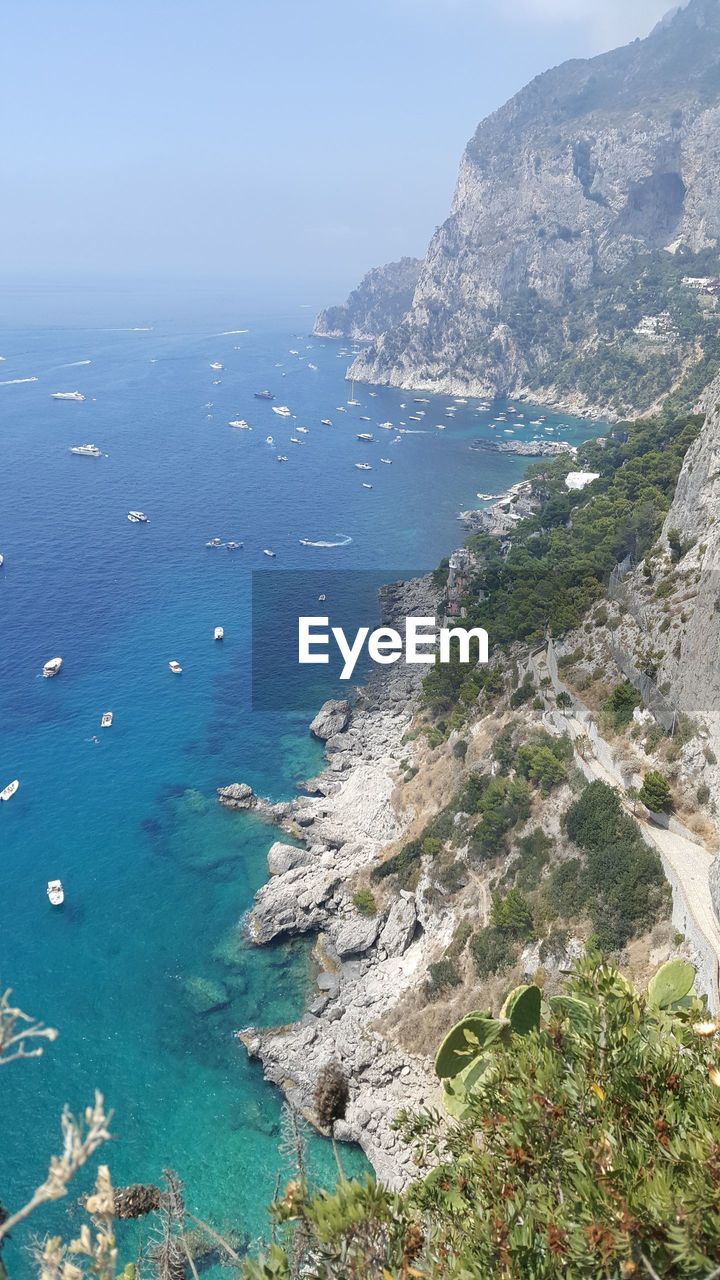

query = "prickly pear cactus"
500;984;541;1034
434;1013;506;1079
549;993;595;1033
647;958;695;1010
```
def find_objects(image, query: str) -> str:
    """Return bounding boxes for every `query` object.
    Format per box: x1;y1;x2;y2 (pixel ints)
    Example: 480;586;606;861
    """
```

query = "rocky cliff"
314;257;421;341
340;0;720;417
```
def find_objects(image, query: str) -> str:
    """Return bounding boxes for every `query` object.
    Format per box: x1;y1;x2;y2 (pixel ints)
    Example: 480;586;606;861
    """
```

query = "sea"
0;283;601;1271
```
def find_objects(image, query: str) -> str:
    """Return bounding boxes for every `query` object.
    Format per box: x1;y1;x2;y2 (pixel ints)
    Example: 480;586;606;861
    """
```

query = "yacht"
47;880;64;907
168;661;183;674
359;415;371;422
101;712;113;728
69;444;102;457
214;626;224;641
321;419;333;426
435;423;447;430
361;482;373;489
290;437;301;444
297;426;309;434
380;457;392;464
408;415;422;422
263;548;276;558
206;537;223;548
0;779;19;802
277;454;288;462
226;541;243;551
414;398;430;404
127;511;149;523
42;657;63;679
272;405;292;417
378;422;393;430
307;362;318;370
0;554;4;568
354;462;372;471
266;436;274;445
209;362;223;371
335;406;346;413
51;391;85;402
356;433;374;442
229;419;251;429
254;390;274;400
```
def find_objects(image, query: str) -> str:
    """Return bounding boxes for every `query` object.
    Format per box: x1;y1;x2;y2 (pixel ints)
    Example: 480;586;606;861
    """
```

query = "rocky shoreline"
229;576;450;1189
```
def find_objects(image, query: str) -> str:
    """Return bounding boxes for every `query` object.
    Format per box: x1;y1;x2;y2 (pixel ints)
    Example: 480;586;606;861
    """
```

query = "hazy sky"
0;1;673;305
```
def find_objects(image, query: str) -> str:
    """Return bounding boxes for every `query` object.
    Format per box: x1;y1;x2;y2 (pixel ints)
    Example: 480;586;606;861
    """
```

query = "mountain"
329;0;720;417
314;257;421;341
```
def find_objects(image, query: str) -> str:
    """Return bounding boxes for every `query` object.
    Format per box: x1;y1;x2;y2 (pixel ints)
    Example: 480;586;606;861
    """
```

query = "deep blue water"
0;292;601;1267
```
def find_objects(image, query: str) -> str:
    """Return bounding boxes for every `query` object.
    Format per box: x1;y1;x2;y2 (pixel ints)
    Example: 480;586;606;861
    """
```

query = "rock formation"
314;257;421;341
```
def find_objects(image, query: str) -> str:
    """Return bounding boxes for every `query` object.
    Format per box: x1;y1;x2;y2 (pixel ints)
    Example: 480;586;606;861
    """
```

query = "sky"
0;0;675;308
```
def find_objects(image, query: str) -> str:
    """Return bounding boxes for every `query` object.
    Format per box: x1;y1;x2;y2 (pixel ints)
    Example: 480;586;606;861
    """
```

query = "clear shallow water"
0;293;601;1267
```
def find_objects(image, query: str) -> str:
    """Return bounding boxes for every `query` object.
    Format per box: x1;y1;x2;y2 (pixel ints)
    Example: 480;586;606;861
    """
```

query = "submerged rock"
181;976;230;1015
310;699;351;741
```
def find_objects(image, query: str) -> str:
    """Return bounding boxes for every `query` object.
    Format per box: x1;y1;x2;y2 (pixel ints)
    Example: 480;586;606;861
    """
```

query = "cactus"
647;958;695;1010
500;984;541;1035
549;994;595;1033
434;1012;507;1079
441;1054;493;1117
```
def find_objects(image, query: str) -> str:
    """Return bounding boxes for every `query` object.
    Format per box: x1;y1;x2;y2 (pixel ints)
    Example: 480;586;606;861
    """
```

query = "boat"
272;405;292;417
361;482;373;489
69;444;102;457
380;457;392;464
347;380;361;406
290;437;300;444
168;661;183;674
226;541;243;551
0;779;19;802
296;426;308;435
229;419;251;429
354;462;372;470
263;548;276;558
101;712;113;728
51;391;85;402
254;390;274;400
321;419;332;426
266;436;274;445
42;657;63;679
214;627;224;641
359;415;371;422
0;554;4;568
307;362;318;371
277;454;288;462
318;593;326;601
289;349;299;356
408;415;422;422
414;397;430;404
335;406;346;412
356;433;374;442
378;422;393;430
209;362;223;371
47;880;64;907
206;537;223;548
127;511;149;523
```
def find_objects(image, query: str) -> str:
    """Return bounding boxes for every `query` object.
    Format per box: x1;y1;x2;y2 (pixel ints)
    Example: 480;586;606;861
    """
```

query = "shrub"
510;677;534;708
352;888;377;916
602;679;641;728
470;925;516;977
491;888;534;938
425;958;461;999
639;770;674;813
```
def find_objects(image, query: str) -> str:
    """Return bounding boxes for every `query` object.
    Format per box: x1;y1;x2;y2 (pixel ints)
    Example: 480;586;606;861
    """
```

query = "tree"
639;769;674;813
556;690;572;713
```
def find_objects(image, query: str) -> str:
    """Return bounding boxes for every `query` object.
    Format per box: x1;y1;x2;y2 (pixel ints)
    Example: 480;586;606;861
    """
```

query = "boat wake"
0;376;39;385
299;533;353;548
218;329;249;335
58;359;92;368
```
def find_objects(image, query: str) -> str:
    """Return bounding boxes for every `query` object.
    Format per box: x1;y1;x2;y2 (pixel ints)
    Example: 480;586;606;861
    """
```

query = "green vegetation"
249;958;720;1279
639;769;674;814
351;887;377;917
602;679;642;729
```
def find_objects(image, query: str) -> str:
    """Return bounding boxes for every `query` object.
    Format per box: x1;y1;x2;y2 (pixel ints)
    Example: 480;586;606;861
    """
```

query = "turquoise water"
0;290;601;1267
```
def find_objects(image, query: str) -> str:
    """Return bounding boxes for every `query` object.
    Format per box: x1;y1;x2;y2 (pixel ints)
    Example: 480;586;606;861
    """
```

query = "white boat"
308;362;318;370
206;537;223;548
272;405;292;417
266;436;275;446
435;424;447;430
209;362;223;371
229;419;251;429
128;511;149;523
101;711;113;728
0;554;4;568
214;626;224;641
380;457;392;464
378;422;393;430
347;380;360;406
359;415;371;422
290;437;301;444
354;462;372;471
47;880;64;906
356;433;374;442
335;406;346;413
277;454;288;462
226;541;243;551
263;548;276;558
0;779;19;802
69;444;102;457
168;661;183;674
361;482;373;489
414;398;430;404
321;419;332;426
42;657;63;679
51;391;85;402
297;426;309;434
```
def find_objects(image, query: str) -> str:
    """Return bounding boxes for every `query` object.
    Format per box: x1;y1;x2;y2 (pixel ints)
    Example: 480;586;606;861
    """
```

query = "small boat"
435;424;447;430
289;349;299;356
254;390;274;400
47;880;64;907
290;437;301;444
214;627;224;641
321;419;332;426
101;712;113;728
51;391;85;402
307;362;318;370
297;426;309;434
168;661;183;674
408;415;422;422
69;444;102;457
229;419;251;429
42;657;63;679
378;422;393;430
380;457;392;464
359;415;371;422
206;537;223;548
209;362;223;371
226;541;243;551
414;397;430;404
335;406;346;413
318;593;326;601
266;436;274;446
128;511;149;523
0;554;4;568
263;548;276;558
356;433;374;442
361;482;373;489
272;405;292;417
354;462;372;471
0;779;19;802
277;454;288;462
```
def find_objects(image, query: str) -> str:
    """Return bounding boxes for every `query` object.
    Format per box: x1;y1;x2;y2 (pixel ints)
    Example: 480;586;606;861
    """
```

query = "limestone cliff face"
345;0;720;414
314;257;421;341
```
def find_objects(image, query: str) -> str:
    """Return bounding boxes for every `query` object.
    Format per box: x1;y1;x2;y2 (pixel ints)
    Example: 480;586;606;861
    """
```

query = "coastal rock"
247;867;342;944
267;841;312;876
334;913;382;958
217;782;256;810
378;895;417;957
310;699;351;741
314;257;421;341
